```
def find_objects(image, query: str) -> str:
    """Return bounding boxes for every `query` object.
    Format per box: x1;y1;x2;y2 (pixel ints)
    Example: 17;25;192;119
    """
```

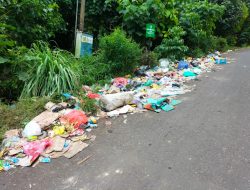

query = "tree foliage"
2;0;65;46
179;0;225;53
116;0;178;44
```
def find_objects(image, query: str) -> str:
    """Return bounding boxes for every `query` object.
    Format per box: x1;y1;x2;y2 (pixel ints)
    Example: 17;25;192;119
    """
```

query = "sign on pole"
146;23;156;38
75;32;93;58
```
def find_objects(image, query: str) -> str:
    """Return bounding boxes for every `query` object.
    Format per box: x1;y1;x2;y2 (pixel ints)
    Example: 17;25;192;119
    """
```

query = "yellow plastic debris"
53;125;65;135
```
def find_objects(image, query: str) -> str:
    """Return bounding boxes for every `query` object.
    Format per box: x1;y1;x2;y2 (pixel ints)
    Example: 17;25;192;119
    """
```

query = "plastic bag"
87;93;100;99
183;70;196;77
215;58;227;64
159;58;170;68
100;92;134;111
23;139;52;161
143;79;153;87
53;125;65;135
113;77;128;88
178;61;189;70
22;121;42;137
60;110;88;129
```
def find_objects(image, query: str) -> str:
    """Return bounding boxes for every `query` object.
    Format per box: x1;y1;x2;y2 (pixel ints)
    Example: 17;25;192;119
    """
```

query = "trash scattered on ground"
0;52;227;172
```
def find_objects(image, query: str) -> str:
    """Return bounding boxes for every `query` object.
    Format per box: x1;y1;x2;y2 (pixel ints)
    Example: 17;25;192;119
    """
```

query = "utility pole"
75;0;92;58
79;0;86;31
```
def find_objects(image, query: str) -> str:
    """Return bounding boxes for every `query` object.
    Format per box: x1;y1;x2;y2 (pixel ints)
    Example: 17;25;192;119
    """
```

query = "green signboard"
146;23;156;38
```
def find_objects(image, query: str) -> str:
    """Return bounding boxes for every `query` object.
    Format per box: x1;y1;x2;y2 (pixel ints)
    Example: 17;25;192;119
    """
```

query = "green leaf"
0;56;9;64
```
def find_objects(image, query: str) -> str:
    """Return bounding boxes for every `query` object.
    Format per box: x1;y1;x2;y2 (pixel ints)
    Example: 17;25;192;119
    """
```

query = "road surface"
1;49;250;190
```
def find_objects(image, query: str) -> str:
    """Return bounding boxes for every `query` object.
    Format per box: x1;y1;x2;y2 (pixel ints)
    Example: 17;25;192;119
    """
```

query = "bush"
0;63;23;102
155;26;188;61
140;50;159;67
238;14;250;45
214;37;229;51
226;35;238;46
19;42;80;98
186;31;227;55
0;36;28;102
99;28;142;76
78;54;111;86
239;25;250;45
80;95;99;115
188;48;205;58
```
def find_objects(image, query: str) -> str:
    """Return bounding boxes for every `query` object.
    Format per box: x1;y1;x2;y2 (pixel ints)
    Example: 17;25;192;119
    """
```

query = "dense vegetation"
1;0;250;102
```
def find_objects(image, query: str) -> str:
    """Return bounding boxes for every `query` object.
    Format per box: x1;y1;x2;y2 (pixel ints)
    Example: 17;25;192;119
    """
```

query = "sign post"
146;23;156;50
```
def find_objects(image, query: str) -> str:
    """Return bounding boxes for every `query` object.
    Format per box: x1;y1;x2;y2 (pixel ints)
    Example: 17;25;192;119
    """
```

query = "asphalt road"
1;49;250;190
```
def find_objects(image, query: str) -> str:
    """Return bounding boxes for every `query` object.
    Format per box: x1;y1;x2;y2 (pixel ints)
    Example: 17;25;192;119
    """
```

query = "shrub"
239;25;250;45
99;28;142;76
19;42;80;98
0;36;28;101
140;50;159;67
188;48;205;58
155;26;188;61
226;35;238;46
238;14;250;45
214;37;229;51
188;36;228;55
80;95;99;115
78;54;111;86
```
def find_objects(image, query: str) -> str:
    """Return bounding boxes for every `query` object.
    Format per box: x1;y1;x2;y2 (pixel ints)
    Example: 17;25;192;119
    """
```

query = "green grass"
0;97;51;142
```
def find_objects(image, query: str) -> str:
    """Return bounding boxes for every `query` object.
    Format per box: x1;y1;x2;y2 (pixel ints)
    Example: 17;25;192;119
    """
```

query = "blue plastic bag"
178;61;189;70
215;58;227;64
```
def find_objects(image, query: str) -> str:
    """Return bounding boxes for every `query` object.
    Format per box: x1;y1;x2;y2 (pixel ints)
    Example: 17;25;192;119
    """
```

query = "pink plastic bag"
23;139;52;161
113;77;128;88
60;110;88;129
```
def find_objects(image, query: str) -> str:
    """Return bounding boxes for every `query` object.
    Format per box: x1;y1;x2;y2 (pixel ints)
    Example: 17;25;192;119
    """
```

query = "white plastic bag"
159;58;170;69
22;121;42;137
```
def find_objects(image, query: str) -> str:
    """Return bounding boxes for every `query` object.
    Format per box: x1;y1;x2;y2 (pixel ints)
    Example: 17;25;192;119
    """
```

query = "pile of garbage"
0;52;227;172
0;101;97;171
98;52;226;116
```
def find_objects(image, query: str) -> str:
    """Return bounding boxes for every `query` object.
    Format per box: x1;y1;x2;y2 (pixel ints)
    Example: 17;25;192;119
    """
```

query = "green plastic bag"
144;80;153;86
162;104;174;112
171;99;182;106
183;71;196;77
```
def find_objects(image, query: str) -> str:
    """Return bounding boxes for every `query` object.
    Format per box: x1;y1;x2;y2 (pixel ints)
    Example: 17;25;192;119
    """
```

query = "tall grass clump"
20;42;80;98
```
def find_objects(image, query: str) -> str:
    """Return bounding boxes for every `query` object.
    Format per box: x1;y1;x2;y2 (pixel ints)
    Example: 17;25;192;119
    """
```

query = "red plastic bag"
113;77;128;87
23;139;52;162
60;110;88;129
87;93;100;99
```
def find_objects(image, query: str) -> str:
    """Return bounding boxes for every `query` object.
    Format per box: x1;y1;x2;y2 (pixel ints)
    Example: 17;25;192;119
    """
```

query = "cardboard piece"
63;141;88;159
32;111;60;129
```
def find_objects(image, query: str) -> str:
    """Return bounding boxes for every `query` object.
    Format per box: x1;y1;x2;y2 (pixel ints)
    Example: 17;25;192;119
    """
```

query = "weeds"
0;97;51;142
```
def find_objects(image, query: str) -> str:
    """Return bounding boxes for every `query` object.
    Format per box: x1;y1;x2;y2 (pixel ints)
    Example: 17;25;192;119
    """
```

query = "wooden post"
79;0;86;31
